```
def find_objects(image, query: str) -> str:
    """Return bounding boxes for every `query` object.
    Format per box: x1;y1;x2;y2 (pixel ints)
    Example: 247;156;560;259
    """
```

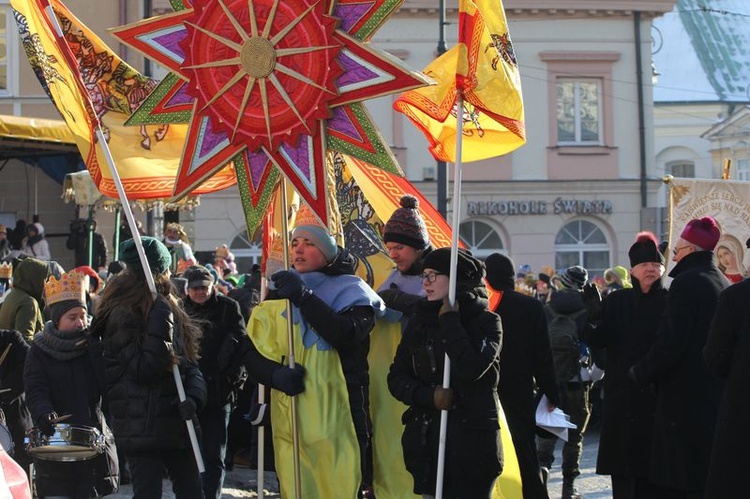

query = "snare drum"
25;424;105;462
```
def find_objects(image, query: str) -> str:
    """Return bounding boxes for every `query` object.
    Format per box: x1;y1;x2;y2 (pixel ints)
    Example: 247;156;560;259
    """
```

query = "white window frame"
0;0;18;97
230;229;262;270
458;219;504;259
556;78;602;146
554;220;610;276
736;159;750;181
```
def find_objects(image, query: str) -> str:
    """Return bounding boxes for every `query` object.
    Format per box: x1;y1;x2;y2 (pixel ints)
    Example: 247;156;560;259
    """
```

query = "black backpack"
547;307;587;383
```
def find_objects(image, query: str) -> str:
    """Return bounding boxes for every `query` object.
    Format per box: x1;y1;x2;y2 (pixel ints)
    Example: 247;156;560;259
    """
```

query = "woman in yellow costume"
244;206;385;498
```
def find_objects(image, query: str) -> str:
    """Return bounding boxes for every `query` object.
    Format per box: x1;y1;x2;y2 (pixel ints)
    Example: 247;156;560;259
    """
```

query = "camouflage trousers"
536;382;591;478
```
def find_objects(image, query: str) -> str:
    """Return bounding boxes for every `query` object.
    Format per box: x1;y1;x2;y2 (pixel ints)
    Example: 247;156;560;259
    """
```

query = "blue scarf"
286;271;385;351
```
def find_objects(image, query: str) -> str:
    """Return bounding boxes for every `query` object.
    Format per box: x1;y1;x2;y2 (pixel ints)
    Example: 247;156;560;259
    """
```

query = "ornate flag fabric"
11;0;235;199
393;0;525;163
667;177;750;279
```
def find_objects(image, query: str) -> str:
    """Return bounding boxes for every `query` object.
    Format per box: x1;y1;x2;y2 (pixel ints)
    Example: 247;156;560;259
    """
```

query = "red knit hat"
680;217;720;251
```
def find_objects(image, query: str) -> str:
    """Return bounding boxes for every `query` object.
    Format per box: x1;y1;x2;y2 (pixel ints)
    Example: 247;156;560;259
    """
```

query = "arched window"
230;229;262;273
554;220;610;276
459;220;504;259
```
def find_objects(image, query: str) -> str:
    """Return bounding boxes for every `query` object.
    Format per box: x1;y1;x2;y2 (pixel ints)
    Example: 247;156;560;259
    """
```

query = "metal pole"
257;383;265;498
435;93;464;499
436;0;448;218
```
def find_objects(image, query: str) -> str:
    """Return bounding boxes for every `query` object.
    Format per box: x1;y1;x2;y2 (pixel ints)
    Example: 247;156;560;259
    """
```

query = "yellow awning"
0;114;75;143
0;114;77;159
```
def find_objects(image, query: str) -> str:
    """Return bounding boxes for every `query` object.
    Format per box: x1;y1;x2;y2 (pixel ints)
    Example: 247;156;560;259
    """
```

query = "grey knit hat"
558;265;588;289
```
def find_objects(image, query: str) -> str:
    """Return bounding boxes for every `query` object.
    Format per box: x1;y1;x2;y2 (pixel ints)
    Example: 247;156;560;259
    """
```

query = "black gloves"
178;398;197;421
39;412;58;437
271;364;306;396
378;284;421;315
271;271;311;307
582;283;603;322
378;284;403;308
433;387;454;411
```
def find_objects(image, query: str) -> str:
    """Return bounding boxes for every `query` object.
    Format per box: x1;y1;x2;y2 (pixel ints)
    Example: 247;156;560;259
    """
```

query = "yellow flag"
247;300;361;498
11;0;235;199
394;0;525;163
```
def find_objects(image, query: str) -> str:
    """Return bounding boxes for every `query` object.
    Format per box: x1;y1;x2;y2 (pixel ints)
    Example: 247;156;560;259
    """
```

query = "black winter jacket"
183;293;247;409
99;298;207;452
584;278;666;477
631;251;727;492
703;278;750;498
388;291;503;496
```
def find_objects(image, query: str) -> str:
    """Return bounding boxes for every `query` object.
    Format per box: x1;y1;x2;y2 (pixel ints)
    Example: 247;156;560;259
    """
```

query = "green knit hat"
119;237;172;275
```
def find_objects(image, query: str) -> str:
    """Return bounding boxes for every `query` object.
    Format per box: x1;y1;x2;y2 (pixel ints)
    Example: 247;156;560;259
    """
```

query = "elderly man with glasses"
629;217;728;499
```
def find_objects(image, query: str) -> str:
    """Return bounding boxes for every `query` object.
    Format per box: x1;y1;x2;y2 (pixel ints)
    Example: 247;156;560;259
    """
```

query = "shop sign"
467;198;613;216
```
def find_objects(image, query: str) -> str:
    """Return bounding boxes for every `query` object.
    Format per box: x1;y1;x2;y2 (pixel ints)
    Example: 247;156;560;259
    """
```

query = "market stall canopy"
0;114;78;159
0;114;84;184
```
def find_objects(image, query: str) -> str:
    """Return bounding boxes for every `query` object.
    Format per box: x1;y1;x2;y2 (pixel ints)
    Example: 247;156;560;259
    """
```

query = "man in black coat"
182;265;249;499
703;243;750;499
630;217;728;498
485;253;559;499
583;232;667;498
66;218;108;269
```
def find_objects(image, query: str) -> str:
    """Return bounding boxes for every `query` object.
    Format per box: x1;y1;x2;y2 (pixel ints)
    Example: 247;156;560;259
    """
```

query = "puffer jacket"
99;296;207;451
183;292;247;409
388;290;503;496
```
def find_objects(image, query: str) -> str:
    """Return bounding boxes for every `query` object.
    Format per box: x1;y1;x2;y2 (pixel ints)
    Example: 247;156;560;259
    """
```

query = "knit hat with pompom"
383;195;430;251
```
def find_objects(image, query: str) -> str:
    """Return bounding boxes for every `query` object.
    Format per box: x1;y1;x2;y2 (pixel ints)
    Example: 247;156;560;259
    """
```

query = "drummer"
23;269;118;497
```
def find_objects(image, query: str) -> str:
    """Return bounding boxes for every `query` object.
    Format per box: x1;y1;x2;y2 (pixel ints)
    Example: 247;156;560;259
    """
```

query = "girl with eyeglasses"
388;247;503;498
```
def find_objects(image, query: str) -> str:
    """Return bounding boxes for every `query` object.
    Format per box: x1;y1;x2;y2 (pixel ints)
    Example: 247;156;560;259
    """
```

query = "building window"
459;220;503;259
230;230;262;273
556;78;601;145
554;220;610;277
737;159;750;181
0;3;9;94
667;160;695;178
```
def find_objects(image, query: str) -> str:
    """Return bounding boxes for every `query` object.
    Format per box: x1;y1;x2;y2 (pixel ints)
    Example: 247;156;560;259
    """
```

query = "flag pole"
435;93;464;499
42;1;204;474
279;179;303;499
257;383;266;498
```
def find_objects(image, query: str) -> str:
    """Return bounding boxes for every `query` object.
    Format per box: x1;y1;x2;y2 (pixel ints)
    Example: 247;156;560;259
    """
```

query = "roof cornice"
399;0;677;18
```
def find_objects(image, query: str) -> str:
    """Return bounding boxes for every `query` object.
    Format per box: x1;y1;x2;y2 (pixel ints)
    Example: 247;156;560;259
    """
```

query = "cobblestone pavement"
106;429;612;498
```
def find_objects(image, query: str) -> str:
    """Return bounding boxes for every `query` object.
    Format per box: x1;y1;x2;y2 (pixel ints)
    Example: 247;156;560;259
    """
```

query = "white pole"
43;2;204;474
257;383;265;498
435;93;464;499
279;180;302;498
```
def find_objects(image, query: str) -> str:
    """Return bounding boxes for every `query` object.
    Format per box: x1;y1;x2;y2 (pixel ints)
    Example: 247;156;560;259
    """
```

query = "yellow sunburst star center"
241;37;276;78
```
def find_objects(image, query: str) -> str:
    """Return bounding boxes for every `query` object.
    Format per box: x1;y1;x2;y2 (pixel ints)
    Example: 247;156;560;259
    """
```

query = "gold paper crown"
0;262;11;280
44;269;89;306
294;204;324;230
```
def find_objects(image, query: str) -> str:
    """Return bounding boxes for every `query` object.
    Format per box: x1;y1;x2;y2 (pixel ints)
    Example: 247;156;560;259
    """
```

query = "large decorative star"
113;0;430;227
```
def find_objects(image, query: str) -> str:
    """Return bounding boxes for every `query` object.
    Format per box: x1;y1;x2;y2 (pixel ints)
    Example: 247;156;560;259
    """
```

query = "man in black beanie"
485;253;559;499
582;232;668;498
